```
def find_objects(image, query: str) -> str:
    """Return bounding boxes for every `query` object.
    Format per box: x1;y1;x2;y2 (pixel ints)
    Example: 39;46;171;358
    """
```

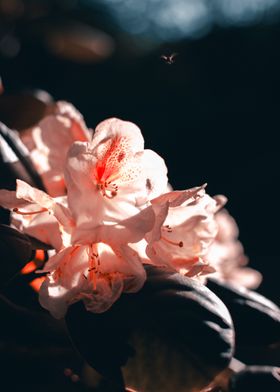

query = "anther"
161;236;184;248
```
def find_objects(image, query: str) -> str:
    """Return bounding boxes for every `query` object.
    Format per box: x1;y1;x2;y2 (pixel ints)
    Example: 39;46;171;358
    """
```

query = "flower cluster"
0;102;254;318
206;209;262;289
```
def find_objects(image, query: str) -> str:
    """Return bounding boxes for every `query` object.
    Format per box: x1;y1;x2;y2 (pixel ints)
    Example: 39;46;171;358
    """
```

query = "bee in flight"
160;53;178;65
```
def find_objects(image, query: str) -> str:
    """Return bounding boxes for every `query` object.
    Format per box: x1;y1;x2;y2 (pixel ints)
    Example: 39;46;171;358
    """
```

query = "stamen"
97;181;118;199
53;267;62;280
70;245;79;256
88;245;99;290
102;190;117;199
13;207;48;215
161;236;184;247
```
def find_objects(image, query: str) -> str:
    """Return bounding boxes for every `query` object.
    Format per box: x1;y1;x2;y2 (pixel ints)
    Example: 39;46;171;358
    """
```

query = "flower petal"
206;209;262;288
91;117;144;154
0;188;28;210
64;119;167;245
145;187;222;277
11;209;63;250
16;179;73;229
39;243;146;318
20;102;90;196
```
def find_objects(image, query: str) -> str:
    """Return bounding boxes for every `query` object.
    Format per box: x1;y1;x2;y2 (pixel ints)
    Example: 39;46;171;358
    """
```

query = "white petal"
0;188;28;210
91;117;144;154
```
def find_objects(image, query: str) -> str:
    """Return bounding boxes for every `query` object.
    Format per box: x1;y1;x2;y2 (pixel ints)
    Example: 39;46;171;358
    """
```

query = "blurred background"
0;0;279;305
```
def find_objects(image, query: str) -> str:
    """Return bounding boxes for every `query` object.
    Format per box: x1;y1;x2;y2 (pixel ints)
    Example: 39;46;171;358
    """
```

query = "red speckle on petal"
146;178;152;190
94;136;132;198
118;152;125;162
96;164;106;181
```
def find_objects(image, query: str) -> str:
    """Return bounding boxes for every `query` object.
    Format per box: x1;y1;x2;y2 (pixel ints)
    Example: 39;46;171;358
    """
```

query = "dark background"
0;0;279;305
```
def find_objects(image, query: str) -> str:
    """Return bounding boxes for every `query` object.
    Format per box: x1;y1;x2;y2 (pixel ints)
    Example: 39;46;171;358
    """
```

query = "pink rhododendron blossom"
0;179;150;318
0;117;168;317
39;243;146;318
2;111;250;317
0;180;73;249
20;101;91;197
145;186;226;278
10;197;68;251
64;118;168;245
206;209;262;289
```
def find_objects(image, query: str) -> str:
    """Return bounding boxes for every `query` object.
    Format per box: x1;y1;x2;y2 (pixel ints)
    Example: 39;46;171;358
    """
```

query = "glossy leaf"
66;266;234;392
207;278;280;346
0;121;46;190
0;224;33;286
229;366;280;392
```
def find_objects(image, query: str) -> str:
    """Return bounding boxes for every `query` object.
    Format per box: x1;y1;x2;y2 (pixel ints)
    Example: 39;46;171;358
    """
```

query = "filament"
13;207;48;215
161;236;184;248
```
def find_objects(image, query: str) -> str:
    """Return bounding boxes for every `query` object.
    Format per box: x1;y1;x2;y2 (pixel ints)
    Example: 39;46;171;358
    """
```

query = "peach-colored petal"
20;101;90;197
0;185;67;249
16;179;73;229
49;101;90;140
11;208;63;250
21;261;37;275
145;187;223;278
64;118;167;244
29;276;45;292
91;117;144;154
0;180;73;249
151;184;207;208
222;267;262;289
206;209;262;289
0;188;28;210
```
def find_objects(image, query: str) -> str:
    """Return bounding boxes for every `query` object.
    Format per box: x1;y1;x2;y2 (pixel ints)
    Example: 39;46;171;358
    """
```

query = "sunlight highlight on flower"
20;101;91;197
207;209;262;288
29;276;45;292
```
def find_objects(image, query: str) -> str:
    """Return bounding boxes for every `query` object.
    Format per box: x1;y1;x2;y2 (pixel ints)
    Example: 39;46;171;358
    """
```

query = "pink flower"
206;209;262;289
0;177;149;318
20;101;91;197
0;180;73;249
0;117;168;317
144;185;226;278
64;118;168;245
11;206;64;251
39;242;146;318
2;117;168;247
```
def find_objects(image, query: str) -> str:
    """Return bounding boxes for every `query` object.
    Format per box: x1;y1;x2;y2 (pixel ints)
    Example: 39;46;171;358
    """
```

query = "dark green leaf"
207;278;280;347
66;266;234;392
0;224;33;286
229;366;280;392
